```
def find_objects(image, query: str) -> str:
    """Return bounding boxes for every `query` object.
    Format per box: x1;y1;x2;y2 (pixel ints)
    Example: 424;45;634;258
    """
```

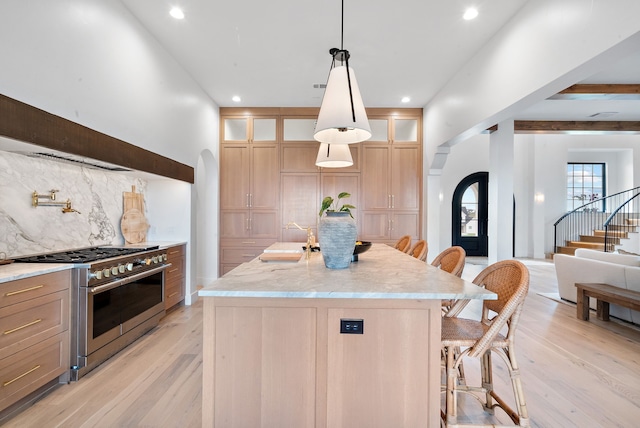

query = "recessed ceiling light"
170;7;185;20
401;97;411;103
463;7;478;20
232;95;241;103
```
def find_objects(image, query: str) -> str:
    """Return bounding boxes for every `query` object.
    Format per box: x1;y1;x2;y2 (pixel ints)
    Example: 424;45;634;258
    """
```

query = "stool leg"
507;348;530;427
481;350;495;414
445;345;458;425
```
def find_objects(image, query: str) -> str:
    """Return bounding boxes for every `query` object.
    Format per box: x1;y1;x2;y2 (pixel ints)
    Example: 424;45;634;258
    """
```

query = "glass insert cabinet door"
452;172;488;256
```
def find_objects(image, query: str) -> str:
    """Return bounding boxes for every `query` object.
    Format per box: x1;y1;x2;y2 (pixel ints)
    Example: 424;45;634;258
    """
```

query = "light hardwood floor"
3;259;640;427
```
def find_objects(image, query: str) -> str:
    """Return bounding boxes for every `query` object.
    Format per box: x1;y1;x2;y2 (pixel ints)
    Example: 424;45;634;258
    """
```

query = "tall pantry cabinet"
219;108;422;275
219;113;280;275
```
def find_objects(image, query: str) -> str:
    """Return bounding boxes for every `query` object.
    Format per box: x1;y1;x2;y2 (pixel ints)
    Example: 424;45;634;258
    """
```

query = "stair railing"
554;187;640;253
603;192;640;252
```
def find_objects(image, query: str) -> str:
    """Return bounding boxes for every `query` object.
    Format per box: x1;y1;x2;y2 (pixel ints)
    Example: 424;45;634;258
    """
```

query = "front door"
452;172;488;256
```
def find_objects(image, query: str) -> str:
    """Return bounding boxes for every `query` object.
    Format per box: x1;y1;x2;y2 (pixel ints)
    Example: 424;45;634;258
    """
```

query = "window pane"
566;162;606;213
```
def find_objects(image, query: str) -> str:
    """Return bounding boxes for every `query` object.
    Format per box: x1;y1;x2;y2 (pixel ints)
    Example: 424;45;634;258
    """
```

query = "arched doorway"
452;172;488;256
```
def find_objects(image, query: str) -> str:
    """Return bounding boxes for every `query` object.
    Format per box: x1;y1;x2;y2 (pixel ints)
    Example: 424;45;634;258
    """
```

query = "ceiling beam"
486;121;640;134
548;84;640;100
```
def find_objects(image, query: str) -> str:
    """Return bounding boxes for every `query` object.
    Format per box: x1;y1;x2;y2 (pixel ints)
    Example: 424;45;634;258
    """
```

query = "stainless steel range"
14;245;169;380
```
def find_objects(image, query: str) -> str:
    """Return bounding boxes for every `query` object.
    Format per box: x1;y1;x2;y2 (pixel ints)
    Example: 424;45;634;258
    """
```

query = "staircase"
554;187;640;256
555;227;629;255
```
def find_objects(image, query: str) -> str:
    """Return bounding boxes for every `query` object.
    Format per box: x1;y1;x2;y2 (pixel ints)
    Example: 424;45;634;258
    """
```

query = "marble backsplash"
0;151;147;258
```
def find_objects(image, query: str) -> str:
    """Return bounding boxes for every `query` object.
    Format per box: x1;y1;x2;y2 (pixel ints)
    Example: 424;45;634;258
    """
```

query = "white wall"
440;133;639;259
0;0;220;303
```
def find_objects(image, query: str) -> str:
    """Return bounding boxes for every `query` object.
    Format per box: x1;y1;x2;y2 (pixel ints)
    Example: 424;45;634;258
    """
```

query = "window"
566;163;605;212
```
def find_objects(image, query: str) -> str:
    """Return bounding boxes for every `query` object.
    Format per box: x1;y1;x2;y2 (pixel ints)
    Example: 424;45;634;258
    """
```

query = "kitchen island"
199;243;495;427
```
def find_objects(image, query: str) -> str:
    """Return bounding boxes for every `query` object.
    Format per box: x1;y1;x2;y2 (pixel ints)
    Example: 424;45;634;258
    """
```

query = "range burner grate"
13;246;159;263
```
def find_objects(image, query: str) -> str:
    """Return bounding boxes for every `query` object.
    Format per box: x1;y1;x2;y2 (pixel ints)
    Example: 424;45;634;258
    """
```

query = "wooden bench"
575;282;640;321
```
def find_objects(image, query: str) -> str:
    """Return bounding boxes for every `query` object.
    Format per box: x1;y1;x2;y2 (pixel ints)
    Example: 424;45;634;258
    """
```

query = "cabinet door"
250;211;279;239
361;145;390;210
390;145;421;211
391;212;420;241
281;143;320;172
391;118;418;144
360;211;391;240
251;144;279;209
220;145;251;209
220;211;250;239
281;174;319;241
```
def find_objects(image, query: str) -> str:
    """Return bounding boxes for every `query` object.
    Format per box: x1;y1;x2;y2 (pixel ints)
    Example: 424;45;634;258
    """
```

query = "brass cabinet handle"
4;319;42;335
5;284;44;297
4;365;41;387
242;254;256;257
168;268;179;274
168;292;179;298
241;241;256;244
169;250;180;255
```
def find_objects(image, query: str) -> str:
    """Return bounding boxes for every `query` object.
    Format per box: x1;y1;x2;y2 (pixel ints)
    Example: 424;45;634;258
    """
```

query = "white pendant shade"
314;65;371;144
315;143;353;168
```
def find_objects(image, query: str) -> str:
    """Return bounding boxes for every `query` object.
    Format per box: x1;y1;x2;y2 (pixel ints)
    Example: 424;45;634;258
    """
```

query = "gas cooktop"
13;246;159;264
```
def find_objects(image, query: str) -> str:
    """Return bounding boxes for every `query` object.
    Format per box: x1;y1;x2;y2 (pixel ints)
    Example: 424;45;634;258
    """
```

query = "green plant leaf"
319;196;334;217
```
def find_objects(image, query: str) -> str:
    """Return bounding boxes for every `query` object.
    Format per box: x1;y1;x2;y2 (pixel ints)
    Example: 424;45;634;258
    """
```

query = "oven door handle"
89;264;171;294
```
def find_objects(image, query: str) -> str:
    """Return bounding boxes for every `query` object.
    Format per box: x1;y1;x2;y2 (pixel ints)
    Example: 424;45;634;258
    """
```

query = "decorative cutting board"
121;186;149;244
259;253;303;262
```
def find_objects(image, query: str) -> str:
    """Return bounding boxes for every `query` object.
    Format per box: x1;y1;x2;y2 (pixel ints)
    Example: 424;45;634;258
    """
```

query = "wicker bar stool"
431;246;466;312
441;260;530;427
409;239;428;261
393;235;412;253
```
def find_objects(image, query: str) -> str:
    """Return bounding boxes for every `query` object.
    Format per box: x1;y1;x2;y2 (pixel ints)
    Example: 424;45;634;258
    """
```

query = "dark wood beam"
0;94;194;183
548;84;640;100
486;121;640;134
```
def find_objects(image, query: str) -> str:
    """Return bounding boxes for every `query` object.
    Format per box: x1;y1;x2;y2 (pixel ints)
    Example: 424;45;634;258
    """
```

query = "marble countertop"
199;243;496;300
0;263;73;283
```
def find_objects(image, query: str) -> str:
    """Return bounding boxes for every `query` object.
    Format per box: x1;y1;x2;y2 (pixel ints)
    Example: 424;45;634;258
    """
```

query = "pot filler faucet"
286;221;313;260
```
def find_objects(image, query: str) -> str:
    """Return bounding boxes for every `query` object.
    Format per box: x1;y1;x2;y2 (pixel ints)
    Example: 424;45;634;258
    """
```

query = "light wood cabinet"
361;115;421;243
219;108;422;276
164;244;186;311
0;270;70;415
220;114;280;272
203;297;439;427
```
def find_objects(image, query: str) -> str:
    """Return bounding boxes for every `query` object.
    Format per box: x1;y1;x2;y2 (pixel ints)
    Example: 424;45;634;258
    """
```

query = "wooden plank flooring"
3;259;640;427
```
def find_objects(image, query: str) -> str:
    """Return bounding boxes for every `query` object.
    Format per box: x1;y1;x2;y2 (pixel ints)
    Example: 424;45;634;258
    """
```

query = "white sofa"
554;248;640;324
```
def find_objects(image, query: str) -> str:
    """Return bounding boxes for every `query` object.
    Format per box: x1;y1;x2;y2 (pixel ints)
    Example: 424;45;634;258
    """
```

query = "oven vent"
14;151;132;172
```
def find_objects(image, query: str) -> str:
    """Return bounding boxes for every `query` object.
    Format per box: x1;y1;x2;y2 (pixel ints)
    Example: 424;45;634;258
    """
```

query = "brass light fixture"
313;0;371;146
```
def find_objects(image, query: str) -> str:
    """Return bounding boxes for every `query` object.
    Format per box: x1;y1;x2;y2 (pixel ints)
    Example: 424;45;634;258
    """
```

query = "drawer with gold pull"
0;290;69;360
0;332;69;411
0;270;70;309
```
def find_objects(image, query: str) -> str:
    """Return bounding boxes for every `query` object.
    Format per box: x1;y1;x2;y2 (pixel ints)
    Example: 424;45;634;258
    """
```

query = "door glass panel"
394;119;417;142
283;119;316;140
369;119;388;141
461;183;479;237
253;118;276;141
224;118;247;141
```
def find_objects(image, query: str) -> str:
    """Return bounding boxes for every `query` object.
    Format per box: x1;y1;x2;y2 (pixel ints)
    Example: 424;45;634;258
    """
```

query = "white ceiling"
120;0;640;122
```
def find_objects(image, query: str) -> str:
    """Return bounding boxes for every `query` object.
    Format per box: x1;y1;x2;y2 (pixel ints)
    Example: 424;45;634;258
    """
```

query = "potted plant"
319;192;356;218
318;192;357;269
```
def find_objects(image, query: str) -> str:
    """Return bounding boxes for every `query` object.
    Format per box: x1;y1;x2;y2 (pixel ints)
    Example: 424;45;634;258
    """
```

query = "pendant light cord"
341;0;356;123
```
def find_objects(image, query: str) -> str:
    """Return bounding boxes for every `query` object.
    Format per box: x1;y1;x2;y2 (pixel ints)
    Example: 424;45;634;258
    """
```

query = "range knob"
152;256;158;264
89;270;102;280
126;262;134;271
118;264;126;273
111;266;119;276
102;268;111;278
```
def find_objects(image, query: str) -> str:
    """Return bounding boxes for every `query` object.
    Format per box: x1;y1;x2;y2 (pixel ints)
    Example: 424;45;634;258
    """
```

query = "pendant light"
314;0;371;145
315;143;353;168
